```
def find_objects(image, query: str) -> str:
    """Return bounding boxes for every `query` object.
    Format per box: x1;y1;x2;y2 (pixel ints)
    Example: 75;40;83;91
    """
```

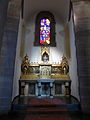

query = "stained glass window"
40;19;50;45
34;11;56;46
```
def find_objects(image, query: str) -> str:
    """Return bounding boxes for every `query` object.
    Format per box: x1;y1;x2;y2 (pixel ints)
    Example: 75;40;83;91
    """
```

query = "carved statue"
42;52;49;62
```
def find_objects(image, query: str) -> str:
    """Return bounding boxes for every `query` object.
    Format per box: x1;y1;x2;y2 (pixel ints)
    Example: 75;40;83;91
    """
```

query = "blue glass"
40;19;50;44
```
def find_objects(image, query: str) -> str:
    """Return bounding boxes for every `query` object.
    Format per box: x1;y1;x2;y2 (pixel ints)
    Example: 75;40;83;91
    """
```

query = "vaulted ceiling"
24;0;70;24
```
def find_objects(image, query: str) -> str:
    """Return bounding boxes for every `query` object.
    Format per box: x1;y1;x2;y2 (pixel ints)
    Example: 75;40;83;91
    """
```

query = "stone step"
12;96;80;113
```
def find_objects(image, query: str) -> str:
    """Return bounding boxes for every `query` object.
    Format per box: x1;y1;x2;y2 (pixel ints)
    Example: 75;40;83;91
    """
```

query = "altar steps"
12;96;81;114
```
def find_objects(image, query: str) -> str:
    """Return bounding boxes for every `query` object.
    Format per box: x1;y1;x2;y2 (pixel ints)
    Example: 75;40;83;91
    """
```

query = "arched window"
34;11;56;46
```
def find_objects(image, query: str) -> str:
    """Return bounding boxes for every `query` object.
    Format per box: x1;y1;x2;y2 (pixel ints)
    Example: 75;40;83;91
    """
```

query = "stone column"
65;82;70;96
20;82;25;95
0;0;9;53
0;0;21;113
0;0;9;113
38;82;41;97
62;84;65;95
72;0;90;113
50;82;53;97
24;83;29;96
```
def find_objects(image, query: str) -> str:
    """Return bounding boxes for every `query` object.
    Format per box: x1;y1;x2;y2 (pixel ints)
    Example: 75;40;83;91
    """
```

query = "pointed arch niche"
34;11;56;46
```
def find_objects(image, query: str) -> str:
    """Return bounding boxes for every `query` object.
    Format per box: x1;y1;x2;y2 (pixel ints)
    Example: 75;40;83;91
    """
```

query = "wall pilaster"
72;0;90;113
0;0;21;113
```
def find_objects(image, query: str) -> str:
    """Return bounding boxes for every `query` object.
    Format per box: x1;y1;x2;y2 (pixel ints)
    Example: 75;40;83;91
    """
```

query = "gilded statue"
21;54;30;74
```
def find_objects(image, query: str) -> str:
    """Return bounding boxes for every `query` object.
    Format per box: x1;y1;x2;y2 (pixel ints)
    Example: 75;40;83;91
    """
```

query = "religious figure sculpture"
42;52;49;62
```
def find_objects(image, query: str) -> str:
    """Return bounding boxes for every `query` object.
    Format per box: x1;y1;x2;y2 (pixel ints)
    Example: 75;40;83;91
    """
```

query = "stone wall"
0;0;9;54
0;0;21;113
72;0;90;113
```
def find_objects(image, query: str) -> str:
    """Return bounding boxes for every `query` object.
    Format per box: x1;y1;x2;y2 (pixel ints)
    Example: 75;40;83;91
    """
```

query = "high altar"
19;47;71;97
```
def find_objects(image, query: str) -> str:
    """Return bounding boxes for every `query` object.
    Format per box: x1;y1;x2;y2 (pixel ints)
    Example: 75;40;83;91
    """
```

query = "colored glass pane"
40;18;50;45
